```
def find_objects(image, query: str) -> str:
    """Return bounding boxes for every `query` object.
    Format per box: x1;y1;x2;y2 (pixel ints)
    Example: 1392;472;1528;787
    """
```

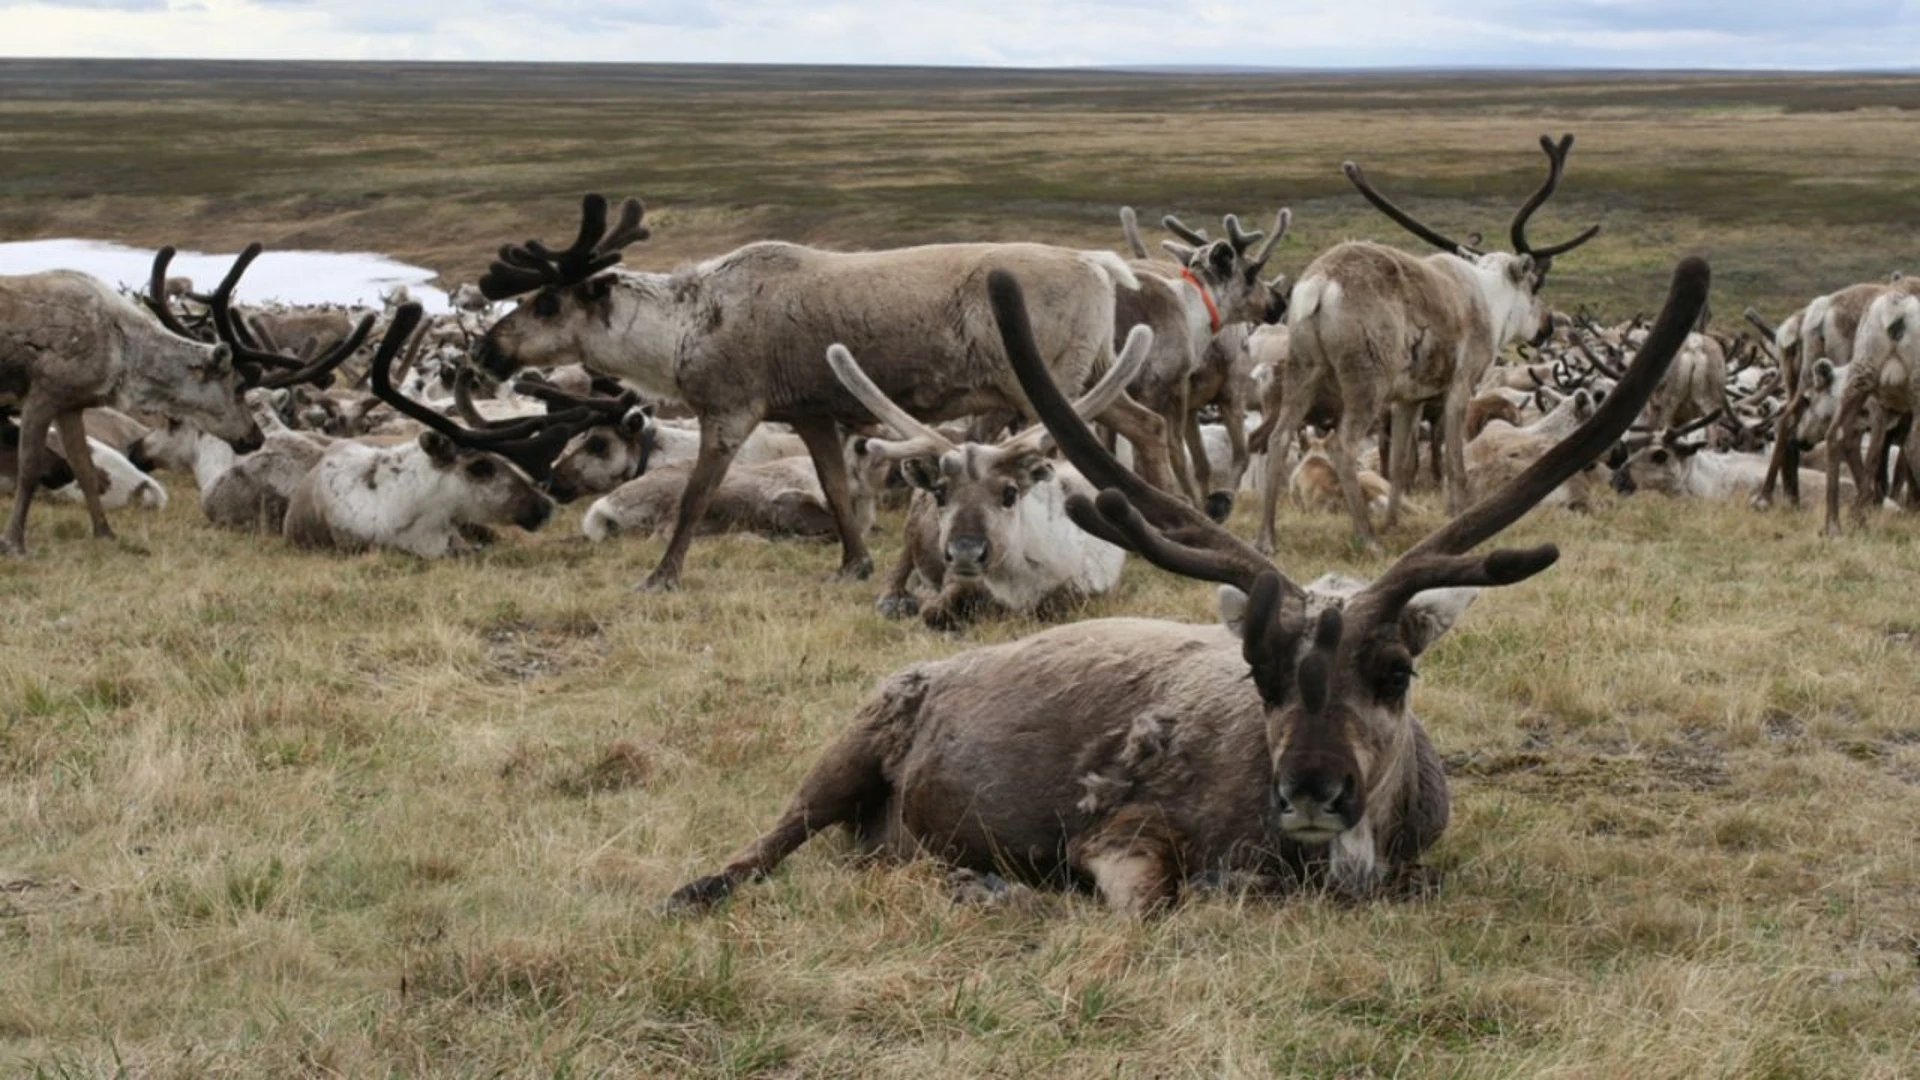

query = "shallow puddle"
0;238;455;313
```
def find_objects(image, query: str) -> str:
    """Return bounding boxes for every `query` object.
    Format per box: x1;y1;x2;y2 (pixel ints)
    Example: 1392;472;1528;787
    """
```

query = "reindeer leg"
1073;806;1181;917
2;399;59;556
876;500;931;620
1439;387;1471;518
1333;410;1383;554
642;412;756;590
1223;390;1249;507
793;416;873;582
1165;381;1200;506
1383;401;1419;532
1754;404;1795;509
665;721;895;913
1182;408;1214;514
1097;397;1177;497
55;411;114;540
1253;377;1313;556
1860;405;1891;521
1823;377;1872;537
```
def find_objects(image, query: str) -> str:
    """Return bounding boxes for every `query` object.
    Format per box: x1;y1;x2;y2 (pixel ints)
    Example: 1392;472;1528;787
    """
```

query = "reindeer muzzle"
230;424;265;455
517;495;556;533
944;535;990;577
1609;467;1635;495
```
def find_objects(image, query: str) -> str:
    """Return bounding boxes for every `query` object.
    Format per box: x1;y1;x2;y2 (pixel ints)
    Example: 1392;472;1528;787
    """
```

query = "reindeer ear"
1888;315;1908;343
1812;359;1835;391
1675;440;1706;459
1016;453;1053;486
1216;585;1250;639
419;429;458;464
1206;241;1235;277
584;276;616;303
1507;255;1537;284
1399;588;1479;657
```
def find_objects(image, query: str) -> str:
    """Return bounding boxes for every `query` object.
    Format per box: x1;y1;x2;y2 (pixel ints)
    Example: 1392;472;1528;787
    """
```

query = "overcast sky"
4;0;1917;69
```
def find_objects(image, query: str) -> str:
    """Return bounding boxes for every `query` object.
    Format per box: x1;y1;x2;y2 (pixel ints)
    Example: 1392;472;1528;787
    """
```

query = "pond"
0;239;455;314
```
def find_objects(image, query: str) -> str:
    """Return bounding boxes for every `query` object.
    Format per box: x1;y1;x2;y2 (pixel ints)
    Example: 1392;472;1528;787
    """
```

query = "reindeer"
836;325;1152;629
471;194;1172;590
126;394;331;533
283;306;558;557
1256;134;1600;554
1114;208;1289;516
582;457;841;544
0;412;77;496
1823;290;1920;535
1613;420;1848;505
0;241;371;554
665;257;1705;915
1465;388;1602;511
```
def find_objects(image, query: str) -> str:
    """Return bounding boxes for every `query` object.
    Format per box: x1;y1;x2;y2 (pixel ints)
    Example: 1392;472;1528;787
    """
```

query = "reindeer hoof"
637;569;682;592
0;539;23;558
921;607;967;633
1747;493;1771;511
1204;492;1234;523
1252;533;1276;557
833;556;874;582
92;524;116;540
876;593;920;620
661;874;734;914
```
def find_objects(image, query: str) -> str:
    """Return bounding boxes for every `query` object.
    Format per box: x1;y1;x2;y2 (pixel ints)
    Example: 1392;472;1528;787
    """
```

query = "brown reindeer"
471;194;1172;590
666;257;1706;915
1257;134;1600;554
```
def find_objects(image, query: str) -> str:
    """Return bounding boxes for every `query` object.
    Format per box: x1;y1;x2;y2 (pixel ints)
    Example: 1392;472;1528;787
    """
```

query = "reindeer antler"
1343;161;1480;257
203;243;375;391
1509;134;1602;262
1119;206;1152;260
478;193;650;301
369;305;602;481
991;270;1290;598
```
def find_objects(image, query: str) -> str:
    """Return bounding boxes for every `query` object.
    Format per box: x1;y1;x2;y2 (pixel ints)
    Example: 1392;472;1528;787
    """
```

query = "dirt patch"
479;615;607;682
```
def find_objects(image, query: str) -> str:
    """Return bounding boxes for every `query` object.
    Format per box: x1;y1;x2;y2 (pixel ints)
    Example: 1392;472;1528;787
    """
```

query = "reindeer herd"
1;131;1907;913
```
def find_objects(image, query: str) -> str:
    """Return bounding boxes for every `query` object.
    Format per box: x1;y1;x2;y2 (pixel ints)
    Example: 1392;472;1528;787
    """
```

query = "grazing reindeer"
666;257;1705;915
284;306;557;557
837;325;1152;629
472;193;1170;590
1257;134;1599;553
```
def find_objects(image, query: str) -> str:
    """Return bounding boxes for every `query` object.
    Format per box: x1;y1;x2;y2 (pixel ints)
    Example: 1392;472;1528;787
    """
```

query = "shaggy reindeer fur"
1824;290;1920;534
0;270;260;553
476;195;1169;590
668;257;1706;916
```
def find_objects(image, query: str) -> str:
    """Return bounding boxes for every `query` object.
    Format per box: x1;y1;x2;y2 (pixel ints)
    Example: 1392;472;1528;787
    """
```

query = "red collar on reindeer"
1179;265;1223;333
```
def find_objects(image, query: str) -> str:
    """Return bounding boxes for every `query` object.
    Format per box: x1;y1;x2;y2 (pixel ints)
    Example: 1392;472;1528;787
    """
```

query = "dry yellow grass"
3;484;1919;1077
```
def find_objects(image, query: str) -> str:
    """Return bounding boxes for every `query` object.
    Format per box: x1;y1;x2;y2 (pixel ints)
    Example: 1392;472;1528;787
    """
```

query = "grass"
4;61;1920;1077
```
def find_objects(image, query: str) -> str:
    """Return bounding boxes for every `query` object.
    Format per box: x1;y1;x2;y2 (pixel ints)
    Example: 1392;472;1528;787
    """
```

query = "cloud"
1;0;1917;68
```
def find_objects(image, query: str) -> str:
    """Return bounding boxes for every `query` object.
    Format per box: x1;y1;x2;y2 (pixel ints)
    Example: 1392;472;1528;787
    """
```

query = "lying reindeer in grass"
839;324;1152;629
283;306;559;557
668;257;1707;915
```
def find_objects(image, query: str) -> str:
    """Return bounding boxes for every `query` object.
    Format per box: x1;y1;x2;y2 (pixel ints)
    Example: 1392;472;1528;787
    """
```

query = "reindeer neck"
593;271;692;401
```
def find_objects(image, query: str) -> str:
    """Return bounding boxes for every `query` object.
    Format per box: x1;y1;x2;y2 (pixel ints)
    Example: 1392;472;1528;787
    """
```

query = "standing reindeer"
472;194;1171;590
667;257;1705;915
1256;134;1600;554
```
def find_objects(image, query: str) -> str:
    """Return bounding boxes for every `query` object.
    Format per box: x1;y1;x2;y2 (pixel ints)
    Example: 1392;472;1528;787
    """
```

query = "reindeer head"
472;194;651;376
826;325;1152;584
1793;359;1847;450
1158;209;1293;327
415;429;555;535
997;256;1706;869
1344;134;1601;349
546;404;657;504
1608;409;1721;496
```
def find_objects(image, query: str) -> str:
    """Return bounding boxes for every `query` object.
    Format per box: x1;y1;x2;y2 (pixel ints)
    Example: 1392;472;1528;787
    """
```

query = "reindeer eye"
466;458;496;481
1650;449;1669;464
1001;484;1019;508
1378;663;1415;701
584;436;609;456
533;290;561;318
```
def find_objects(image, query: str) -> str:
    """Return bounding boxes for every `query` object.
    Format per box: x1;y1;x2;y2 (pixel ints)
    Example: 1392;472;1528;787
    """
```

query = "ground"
2;62;1919;1078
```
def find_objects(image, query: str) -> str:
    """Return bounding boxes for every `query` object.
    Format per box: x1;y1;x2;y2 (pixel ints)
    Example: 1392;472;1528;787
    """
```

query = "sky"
2;0;1917;69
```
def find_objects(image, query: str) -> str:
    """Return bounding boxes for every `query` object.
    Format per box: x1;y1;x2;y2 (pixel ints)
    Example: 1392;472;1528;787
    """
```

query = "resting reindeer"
666;257;1705;915
840;325;1152;629
0;243;318;554
1259;134;1599;553
472;193;1170;590
582;457;841;544
284;306;557;557
1611;411;1846;503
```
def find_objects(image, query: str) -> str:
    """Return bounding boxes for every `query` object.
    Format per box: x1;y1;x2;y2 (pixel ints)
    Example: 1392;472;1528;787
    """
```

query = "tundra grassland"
2;62;1920;1078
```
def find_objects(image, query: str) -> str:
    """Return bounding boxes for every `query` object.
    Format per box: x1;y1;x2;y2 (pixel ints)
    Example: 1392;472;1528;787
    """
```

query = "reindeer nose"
231;424;265;455
945;535;989;571
1279;773;1360;828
